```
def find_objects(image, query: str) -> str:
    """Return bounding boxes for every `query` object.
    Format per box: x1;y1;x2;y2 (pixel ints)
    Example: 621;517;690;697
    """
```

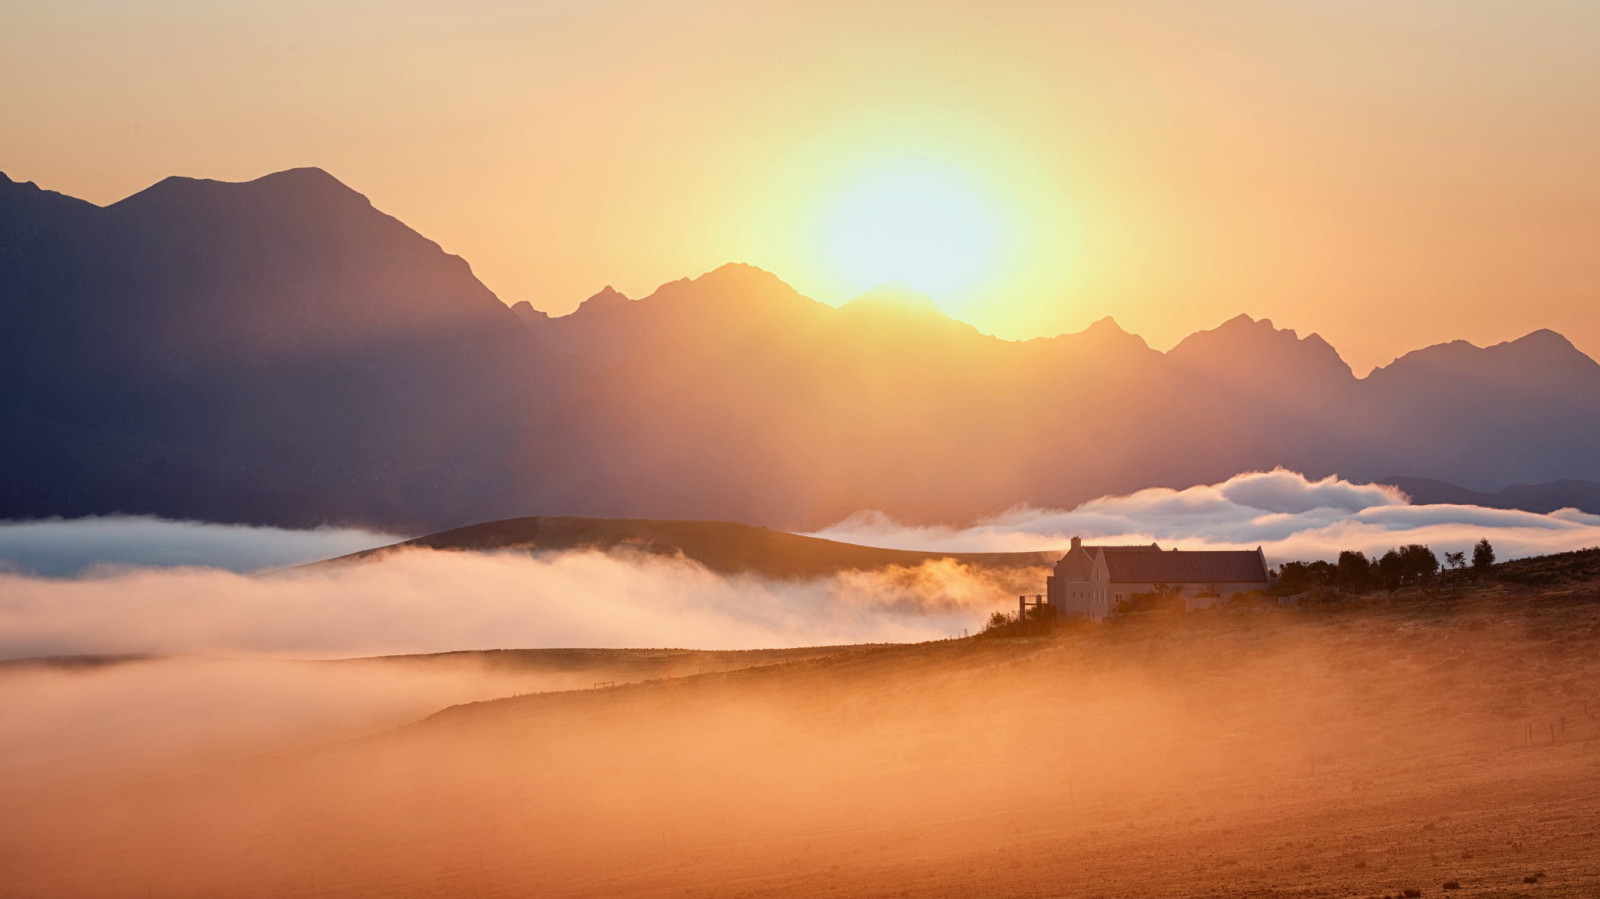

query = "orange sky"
4;0;1598;373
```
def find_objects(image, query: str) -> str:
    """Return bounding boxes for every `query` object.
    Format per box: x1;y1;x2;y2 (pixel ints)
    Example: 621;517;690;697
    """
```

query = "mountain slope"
0;169;545;530
4;167;1598;530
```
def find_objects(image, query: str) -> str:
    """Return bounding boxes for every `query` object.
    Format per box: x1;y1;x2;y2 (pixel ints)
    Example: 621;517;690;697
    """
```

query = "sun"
818;162;1008;303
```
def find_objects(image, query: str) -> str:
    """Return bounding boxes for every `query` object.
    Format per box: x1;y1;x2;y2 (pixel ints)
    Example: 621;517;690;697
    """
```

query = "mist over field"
813;469;1600;560
0;550;1017;659
7;470;1600;661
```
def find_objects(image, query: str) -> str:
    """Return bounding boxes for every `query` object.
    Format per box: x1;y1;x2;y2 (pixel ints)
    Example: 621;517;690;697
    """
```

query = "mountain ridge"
4;167;1597;531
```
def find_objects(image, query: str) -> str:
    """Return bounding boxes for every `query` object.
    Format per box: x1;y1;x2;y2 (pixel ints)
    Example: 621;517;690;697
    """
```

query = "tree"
1375;544;1439;589
1276;560;1333;593
1472;538;1496;574
1398;544;1440;586
1335;550;1372;592
1444;550;1466;572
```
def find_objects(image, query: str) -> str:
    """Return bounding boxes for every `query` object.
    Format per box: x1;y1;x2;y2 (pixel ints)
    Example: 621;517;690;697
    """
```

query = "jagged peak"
1083;316;1131;336
509;300;550;321
1169;311;1353;377
1053;316;1151;351
580;285;630;307
1208;312;1297;338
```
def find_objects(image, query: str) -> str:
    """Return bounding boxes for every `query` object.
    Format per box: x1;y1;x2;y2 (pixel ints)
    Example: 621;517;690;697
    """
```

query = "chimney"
1070;536;1082;551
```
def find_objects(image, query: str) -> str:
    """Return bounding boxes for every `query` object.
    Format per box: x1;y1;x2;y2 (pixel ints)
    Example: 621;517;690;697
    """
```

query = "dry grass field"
4;565;1600;898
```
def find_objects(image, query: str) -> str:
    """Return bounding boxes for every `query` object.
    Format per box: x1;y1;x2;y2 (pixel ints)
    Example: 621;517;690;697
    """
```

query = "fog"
812;468;1600;562
0;656;555;785
3;484;1597;895
0;549;1031;660
5;597;1595;897
0;515;396;576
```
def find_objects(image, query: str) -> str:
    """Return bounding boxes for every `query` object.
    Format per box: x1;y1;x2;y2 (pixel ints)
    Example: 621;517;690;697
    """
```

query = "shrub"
1443;881;1461;890
1402;890;1422;898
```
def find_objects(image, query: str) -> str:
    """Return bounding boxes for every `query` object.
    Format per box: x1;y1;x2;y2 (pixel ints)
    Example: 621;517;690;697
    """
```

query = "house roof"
1101;548;1268;585
1053;542;1161;578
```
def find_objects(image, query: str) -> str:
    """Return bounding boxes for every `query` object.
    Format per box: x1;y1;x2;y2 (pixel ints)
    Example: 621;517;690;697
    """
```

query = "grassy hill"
328;514;1060;578
9;564;1600;897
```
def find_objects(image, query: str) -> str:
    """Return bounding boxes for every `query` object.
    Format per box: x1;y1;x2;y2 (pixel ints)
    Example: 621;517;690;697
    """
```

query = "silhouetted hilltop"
328;515;1059;578
3;168;1598;531
1381;476;1600;516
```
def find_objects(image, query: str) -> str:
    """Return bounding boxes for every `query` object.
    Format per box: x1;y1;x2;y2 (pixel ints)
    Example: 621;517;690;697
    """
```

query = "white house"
1045;536;1271;621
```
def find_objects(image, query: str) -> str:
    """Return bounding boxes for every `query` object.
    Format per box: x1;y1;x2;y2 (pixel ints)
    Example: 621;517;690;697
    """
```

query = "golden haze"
3;0;1598;372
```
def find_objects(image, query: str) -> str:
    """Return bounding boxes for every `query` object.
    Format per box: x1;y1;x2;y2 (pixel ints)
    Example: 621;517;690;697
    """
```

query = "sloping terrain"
331;515;1059;578
6;577;1599;898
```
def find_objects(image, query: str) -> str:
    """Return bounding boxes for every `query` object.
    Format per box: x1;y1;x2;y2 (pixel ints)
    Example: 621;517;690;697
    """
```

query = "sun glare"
818;163;1007;302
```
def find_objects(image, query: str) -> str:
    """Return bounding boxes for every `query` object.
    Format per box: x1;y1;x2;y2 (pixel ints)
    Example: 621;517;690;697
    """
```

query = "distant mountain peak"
1084;315;1130;335
111;167;367;213
1498;328;1580;354
510;300;550;322
843;282;944;316
1373;328;1596;380
689;262;799;295
580;285;630;308
1169;312;1353;380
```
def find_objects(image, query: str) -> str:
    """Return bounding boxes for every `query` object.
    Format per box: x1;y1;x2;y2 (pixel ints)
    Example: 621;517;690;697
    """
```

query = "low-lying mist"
0;515;396;576
7;597;1597;897
0;655;549;785
812;468;1600;560
0;549;1034;659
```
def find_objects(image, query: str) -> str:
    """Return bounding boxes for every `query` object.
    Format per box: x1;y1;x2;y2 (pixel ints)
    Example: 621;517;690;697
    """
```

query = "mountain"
0;169;543;530
1381;476;1600;515
1363;330;1600;487
3;167;1598;532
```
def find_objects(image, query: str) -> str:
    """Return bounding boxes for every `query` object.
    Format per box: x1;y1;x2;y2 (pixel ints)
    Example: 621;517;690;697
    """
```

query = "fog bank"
812;469;1600;562
0;516;397;576
0;550;1029;659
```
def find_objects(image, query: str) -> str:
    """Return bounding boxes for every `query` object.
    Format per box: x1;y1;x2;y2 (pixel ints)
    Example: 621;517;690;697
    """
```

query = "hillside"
6;572;1600;897
1382;475;1600;515
333;515;1060;578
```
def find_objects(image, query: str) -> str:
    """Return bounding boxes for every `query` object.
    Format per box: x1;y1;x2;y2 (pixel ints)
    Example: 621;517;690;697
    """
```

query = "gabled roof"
1053;542;1161;578
1101;548;1268;585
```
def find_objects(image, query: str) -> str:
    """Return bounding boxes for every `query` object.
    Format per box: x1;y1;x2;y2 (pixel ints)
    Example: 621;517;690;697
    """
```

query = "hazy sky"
5;0;1597;372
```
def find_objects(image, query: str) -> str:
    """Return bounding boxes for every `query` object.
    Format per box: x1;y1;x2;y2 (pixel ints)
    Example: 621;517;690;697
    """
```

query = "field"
4;567;1600;898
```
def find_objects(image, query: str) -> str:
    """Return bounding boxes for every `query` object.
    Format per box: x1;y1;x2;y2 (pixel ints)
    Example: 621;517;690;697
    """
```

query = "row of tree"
1274;539;1495;594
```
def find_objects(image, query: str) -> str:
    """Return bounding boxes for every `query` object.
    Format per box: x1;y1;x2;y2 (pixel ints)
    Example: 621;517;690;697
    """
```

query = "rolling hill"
330;515;1061;578
7;569;1600;897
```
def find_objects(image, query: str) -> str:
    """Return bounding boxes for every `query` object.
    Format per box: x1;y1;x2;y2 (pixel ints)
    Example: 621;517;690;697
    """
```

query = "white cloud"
808;469;1600;563
0;549;1020;659
0;516;396;576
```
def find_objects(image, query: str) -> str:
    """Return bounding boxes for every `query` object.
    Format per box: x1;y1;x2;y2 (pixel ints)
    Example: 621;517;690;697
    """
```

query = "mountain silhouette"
0;168;542;530
3;168;1598;531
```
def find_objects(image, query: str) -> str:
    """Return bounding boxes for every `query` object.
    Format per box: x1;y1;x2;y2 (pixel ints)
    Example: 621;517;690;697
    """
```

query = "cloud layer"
0;549;1023;659
6;470;1600;659
0;516;396;577
810;469;1600;562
